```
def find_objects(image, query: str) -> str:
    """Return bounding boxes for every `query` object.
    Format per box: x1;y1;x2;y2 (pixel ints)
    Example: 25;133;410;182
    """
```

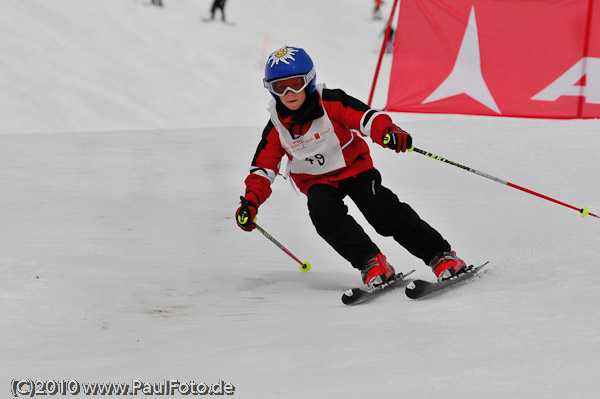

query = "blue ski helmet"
263;46;316;97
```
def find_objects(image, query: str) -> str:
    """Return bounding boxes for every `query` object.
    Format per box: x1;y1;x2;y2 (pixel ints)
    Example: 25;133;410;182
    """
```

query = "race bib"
272;110;347;176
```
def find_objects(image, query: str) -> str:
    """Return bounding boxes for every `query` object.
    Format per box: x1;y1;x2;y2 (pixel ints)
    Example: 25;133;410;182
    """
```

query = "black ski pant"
210;0;226;20
307;168;450;269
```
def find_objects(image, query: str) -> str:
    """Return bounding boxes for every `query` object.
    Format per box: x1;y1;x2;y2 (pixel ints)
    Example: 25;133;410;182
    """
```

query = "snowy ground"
2;1;600;398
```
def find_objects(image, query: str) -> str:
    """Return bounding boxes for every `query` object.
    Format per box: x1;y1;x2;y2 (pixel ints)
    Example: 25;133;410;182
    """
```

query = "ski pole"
254;223;311;272
409;146;598;219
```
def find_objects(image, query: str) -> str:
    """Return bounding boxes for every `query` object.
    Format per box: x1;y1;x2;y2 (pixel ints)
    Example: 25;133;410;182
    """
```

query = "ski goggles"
263;68;316;97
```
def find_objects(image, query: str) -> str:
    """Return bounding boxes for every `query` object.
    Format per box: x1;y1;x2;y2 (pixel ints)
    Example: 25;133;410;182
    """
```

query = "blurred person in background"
373;0;383;20
210;0;227;21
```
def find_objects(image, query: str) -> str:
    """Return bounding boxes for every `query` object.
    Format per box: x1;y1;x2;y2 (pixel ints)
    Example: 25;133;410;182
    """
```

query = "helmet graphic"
263;46;316;97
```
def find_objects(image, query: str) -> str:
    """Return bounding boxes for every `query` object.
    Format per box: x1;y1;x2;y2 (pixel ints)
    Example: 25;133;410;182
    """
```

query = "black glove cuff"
240;196;257;209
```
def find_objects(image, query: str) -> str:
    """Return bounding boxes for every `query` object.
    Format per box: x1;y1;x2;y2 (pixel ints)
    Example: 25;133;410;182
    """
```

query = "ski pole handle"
254;223;311;272
410;146;598;219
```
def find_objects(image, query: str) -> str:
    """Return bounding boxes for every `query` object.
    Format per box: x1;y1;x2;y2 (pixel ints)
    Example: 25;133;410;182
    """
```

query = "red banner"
385;0;600;118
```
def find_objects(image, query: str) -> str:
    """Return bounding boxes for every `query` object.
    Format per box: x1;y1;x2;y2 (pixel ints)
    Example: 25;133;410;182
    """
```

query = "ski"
405;262;489;299
200;17;235;26
342;269;416;305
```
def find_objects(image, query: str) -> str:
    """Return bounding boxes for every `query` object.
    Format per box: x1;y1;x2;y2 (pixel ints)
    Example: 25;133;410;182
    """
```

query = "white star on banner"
422;6;500;114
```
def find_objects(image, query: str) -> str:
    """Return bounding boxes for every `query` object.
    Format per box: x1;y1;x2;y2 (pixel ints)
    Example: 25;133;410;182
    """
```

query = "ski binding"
342;269;416;305
405;262;489;299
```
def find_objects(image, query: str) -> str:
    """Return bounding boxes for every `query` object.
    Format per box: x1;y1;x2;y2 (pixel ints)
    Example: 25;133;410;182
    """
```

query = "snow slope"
1;1;599;398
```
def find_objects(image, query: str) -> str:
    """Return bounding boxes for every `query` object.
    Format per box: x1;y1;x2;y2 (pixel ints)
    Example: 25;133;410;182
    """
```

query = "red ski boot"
361;252;396;288
429;251;467;281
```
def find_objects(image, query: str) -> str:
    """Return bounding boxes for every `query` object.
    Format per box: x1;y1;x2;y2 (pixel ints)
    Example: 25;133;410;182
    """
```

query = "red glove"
383;127;412;153
235;195;258;231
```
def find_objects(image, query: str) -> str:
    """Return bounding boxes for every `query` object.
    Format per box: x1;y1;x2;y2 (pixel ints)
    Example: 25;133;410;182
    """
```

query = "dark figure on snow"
373;0;383;20
235;46;468;288
210;0;227;21
385;27;395;53
151;0;163;7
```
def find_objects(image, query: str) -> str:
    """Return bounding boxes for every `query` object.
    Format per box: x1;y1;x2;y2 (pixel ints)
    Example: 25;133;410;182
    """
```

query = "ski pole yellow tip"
300;261;311;273
581;206;589;218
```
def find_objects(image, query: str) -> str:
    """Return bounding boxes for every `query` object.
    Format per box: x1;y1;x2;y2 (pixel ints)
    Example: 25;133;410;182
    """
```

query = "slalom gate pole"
410;147;598;219
367;0;399;107
254;223;311;272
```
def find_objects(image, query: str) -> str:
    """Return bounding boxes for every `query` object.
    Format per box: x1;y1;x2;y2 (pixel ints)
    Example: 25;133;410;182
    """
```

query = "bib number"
305;154;325;166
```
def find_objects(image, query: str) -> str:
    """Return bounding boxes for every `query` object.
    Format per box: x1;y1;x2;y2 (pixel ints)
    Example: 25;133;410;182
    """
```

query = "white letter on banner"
532;57;600;104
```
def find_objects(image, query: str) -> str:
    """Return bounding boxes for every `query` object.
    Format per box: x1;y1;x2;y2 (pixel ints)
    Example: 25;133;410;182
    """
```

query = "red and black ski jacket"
243;84;400;207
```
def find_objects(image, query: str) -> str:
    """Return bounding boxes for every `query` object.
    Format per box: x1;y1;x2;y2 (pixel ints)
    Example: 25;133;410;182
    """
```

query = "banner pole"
367;0;399;107
578;0;595;118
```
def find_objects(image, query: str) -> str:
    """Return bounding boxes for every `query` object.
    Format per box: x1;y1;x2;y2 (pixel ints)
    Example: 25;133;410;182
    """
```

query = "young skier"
235;46;467;288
